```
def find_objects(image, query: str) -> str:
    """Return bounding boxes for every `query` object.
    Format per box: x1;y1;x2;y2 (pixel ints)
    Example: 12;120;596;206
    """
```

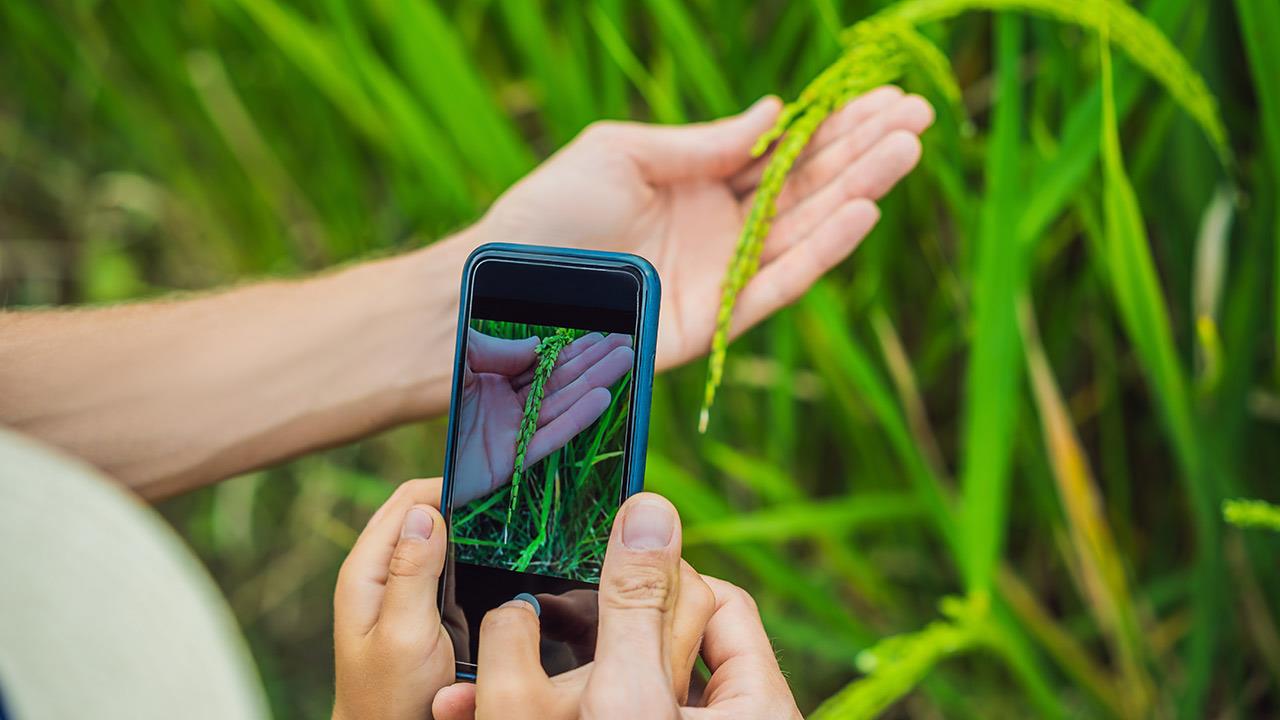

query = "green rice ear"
699;0;1229;432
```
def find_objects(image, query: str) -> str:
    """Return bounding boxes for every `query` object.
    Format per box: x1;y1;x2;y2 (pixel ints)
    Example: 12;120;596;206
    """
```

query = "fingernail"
401;506;433;540
502;593;541;616
623;499;675;550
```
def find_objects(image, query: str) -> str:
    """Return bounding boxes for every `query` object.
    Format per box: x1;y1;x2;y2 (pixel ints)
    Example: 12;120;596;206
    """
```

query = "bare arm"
0;232;476;499
0;88;930;500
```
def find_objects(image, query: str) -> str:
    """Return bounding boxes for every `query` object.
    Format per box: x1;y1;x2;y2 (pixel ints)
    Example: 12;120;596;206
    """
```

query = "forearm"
0;230;478;499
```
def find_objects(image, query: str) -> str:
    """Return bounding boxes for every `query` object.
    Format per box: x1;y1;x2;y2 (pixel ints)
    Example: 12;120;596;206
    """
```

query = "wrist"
377;226;483;423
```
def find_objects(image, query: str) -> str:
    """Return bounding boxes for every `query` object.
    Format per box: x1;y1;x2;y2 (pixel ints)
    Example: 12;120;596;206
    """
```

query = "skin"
332;485;716;720
453;330;633;505
0;87;933;500
428;494;802;720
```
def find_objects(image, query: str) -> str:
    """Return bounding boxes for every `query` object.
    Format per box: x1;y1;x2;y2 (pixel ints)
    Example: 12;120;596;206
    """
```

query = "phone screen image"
440;247;656;679
451;319;634;585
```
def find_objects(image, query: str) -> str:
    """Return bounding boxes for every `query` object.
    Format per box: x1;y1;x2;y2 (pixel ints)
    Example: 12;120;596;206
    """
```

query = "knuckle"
579;120;623;145
717;579;759;612
387;543;427;579
602;562;674;611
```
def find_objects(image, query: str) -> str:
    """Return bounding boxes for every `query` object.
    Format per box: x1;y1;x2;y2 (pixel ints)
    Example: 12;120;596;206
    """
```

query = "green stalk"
507;328;579;537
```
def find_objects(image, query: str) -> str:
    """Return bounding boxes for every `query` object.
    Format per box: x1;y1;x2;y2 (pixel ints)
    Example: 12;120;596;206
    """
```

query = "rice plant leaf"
1231;0;1280;382
1017;295;1154;716
683;493;923;545
380;0;534;190
1097;33;1220;716
887;0;1230;163
586;4;685;124
642;0;737;116
497;0;596;140
231;0;472;211
958;13;1024;595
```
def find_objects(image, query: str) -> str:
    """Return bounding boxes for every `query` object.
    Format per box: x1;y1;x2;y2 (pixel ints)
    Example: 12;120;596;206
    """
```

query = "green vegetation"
1224;499;1280;533
3;1;1278;717
458;321;628;581
508;326;585;538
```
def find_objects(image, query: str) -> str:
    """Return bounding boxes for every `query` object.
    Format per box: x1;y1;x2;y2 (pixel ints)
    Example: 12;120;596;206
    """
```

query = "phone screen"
441;254;646;678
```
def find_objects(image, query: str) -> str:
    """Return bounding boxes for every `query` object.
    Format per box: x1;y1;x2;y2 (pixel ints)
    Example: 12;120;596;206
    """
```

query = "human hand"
332;478;453;720
453;330;634;505
430;493;717;720
471;86;933;371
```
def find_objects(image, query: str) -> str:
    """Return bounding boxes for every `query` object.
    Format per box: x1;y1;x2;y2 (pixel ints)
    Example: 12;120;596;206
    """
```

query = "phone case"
439;242;661;520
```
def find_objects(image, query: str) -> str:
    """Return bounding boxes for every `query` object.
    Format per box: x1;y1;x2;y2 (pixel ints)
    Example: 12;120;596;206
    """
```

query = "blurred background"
2;0;1277;717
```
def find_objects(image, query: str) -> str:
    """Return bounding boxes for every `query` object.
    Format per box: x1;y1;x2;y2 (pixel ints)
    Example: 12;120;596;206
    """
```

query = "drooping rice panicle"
700;31;913;433
698;0;1230;432
507;327;580;536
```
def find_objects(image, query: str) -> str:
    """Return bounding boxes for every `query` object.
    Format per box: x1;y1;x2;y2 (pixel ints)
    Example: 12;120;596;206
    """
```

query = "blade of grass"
378;0;534;190
586;4;685;124
1097;31;1219;716
1231;0;1280;384
1017;293;1155;715
682;492;924;545
642;0;737;116
957;13;1024;595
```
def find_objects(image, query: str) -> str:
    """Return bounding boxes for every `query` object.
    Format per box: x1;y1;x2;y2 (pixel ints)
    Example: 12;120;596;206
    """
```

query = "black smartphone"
438;243;661;680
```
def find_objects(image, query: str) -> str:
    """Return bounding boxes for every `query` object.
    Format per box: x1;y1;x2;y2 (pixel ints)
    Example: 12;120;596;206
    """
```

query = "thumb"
620;96;781;182
378;504;447;631
468;330;539;375
584;493;683;717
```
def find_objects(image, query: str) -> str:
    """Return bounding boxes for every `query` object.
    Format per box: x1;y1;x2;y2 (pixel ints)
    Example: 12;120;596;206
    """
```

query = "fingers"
583;493;684;717
670;562;716;704
335;478;443;637
513;333;605;388
540;334;630;396
762;129;922;264
468;330;540;375
594;493;682;673
475;598;549;714
731;199;880;338
696;577;777;675
432;683;477;720
695;577;798;716
524;387;612;466
729;85;907;194
582;96;781;183
536;345;633;426
766;93;933;215
377;503;448;633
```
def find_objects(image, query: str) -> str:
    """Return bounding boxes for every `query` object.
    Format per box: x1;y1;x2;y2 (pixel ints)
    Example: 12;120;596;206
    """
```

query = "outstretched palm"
452;330;634;506
475;86;934;370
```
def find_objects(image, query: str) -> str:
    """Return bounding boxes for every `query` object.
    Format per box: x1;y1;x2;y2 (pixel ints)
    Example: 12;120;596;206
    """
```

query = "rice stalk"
1222;498;1280;532
698;0;1230;430
506;327;581;538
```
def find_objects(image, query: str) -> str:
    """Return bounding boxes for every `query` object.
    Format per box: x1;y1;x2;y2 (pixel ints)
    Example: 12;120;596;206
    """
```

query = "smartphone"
438;243;660;680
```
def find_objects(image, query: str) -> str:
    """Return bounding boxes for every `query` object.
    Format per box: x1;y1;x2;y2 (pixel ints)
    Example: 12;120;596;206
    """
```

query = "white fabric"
0;428;268;720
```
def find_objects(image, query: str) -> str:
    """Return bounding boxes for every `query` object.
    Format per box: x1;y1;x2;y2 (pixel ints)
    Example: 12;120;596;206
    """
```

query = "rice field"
2;1;1278;717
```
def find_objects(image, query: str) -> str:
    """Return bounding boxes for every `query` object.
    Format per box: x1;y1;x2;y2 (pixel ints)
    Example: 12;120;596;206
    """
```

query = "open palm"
474;86;934;370
452;330;634;506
